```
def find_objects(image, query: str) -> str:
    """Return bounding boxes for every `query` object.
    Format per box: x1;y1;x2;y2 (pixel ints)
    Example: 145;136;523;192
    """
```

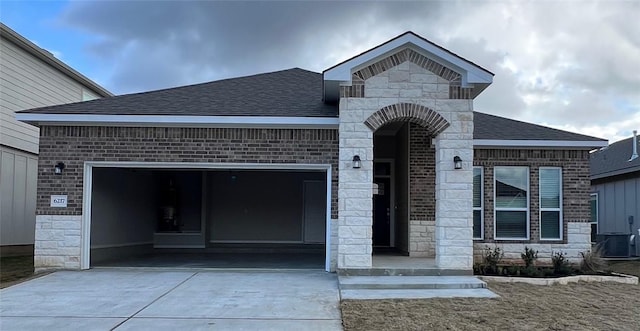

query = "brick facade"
408;124;436;257
409;124;436;221
365;103;449;135
473;149;591;244
36;126;339;217
472;148;592;262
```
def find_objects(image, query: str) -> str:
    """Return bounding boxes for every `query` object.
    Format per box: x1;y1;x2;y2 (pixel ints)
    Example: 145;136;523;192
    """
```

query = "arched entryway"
366;103;449;257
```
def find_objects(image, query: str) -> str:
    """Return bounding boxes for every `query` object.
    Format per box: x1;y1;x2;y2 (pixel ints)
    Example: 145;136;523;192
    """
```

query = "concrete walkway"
0;270;342;330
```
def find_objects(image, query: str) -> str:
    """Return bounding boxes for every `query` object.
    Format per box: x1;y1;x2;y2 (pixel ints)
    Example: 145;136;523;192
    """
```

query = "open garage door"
84;163;331;271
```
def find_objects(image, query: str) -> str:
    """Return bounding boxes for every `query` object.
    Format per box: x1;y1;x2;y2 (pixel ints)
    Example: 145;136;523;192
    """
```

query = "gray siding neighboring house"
590;132;640;256
0;23;111;250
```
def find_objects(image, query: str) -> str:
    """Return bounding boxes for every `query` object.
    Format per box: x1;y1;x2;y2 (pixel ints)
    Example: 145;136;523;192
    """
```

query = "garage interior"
89;168;327;269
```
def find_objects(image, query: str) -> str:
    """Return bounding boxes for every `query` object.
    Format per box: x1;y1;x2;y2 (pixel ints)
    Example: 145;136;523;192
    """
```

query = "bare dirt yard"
0;255;43;289
342;261;640;331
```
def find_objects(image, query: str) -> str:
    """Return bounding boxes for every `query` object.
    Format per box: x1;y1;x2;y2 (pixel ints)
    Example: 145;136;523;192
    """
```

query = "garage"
84;163;332;271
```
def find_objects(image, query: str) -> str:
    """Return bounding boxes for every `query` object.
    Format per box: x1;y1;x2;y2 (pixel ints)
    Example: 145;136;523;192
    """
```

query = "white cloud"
56;0;639;143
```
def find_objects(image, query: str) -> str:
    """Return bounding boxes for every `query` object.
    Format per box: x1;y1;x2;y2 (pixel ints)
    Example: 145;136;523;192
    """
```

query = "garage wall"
35;127;339;218
90;168;156;247
207;171;324;242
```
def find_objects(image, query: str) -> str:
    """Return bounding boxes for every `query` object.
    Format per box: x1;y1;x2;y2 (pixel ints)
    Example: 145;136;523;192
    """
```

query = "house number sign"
50;195;68;208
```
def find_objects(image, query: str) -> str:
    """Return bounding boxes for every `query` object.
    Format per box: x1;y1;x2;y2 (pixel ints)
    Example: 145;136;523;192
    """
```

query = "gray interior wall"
303;180;327;243
90;168;157;247
0;146;37;246
593;176;640;235
207;171;324;242
395;124;409;253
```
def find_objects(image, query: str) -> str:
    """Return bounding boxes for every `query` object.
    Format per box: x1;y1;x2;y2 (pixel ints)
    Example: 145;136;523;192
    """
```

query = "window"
539;167;562;240
473;167;483;239
590;193;598;243
494;167;529;239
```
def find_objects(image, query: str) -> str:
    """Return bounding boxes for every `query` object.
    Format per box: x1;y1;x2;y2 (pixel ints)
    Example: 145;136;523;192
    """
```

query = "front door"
373;177;391;246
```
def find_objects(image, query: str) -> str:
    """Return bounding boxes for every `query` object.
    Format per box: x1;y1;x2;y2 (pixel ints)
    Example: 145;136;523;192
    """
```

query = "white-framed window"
590;193;598;243
473;167;483;239
494;166;529;240
539;167;562;240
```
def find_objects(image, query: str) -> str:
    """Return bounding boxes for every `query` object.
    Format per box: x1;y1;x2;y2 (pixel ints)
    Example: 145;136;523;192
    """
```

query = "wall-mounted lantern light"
352;155;362;169
453;156;462;170
54;162;65;175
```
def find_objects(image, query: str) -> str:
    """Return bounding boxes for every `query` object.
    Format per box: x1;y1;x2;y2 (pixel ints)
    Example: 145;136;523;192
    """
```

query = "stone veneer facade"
337;58;475;270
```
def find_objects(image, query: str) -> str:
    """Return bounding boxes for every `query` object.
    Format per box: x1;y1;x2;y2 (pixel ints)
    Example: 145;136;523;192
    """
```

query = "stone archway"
364;103;450;134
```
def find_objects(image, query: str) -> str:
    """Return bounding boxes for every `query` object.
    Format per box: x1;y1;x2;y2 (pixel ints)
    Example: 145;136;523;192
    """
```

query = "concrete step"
338;268;472;276
338;276;487;290
340;288;499;300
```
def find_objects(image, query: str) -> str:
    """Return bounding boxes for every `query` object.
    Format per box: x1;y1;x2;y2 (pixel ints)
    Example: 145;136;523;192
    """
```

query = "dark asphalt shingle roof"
590;135;640;179
473;111;605;142
19;67;605;144
19;68;337;117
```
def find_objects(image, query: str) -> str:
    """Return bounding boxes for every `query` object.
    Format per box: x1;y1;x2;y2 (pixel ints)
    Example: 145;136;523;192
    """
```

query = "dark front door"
373;177;391;246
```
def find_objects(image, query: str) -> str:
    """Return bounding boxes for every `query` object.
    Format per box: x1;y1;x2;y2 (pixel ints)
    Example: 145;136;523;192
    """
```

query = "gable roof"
18;68;337;117
590;135;640;180
323;31;494;102
1;23;112;98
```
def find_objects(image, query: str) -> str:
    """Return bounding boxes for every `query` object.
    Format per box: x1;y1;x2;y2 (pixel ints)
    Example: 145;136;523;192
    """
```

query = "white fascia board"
324;34;493;84
15;113;339;128
474;139;608;149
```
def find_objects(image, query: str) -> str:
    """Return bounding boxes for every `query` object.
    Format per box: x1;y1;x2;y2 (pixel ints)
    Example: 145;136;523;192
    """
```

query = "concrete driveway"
0;270;342;330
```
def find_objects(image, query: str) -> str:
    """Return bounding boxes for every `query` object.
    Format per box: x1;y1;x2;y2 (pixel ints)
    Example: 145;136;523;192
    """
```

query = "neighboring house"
590;131;640;257
16;32;606;273
0;23;111;253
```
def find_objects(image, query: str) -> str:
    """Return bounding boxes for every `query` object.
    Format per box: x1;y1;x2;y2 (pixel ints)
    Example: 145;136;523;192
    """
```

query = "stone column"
434;102;474;270
337;98;374;269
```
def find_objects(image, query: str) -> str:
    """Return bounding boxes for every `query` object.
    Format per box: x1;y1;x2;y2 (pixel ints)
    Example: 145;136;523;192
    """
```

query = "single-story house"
17;32;607;273
590;131;640;257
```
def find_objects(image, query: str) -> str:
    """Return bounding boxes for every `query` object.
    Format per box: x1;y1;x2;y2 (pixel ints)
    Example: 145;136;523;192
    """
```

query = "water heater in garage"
158;179;180;232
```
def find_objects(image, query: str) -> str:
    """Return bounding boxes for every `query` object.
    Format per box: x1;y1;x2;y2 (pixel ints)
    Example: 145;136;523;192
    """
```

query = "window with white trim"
473;167;483;239
590;193;598;243
539;167;562;240
494;167;529;240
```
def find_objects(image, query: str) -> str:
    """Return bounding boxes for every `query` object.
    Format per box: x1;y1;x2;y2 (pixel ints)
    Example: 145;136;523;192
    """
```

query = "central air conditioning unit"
596;233;631;258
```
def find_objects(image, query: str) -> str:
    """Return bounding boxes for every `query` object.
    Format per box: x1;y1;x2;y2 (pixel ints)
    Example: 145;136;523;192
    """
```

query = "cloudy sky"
2;0;639;143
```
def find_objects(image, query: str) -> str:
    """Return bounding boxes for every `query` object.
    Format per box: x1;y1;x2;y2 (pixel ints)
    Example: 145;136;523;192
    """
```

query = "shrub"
521;246;539;268
551;251;572;276
579;244;609;274
481;246;504;275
